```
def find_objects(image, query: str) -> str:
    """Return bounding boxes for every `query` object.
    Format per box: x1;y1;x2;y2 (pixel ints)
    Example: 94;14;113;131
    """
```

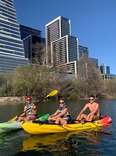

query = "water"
0;100;115;156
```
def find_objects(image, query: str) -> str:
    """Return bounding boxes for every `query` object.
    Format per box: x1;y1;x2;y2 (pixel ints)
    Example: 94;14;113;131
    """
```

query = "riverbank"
0;95;116;105
0;97;22;105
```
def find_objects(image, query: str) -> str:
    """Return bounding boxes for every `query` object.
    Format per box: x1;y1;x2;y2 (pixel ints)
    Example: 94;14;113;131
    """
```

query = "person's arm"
50;110;60;117
32;104;37;115
32;104;37;110
23;106;27;112
79;104;89;115
55;108;68;118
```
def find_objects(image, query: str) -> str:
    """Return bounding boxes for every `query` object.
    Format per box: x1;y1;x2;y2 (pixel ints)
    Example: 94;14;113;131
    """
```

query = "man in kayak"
48;98;71;125
18;96;37;121
75;95;100;123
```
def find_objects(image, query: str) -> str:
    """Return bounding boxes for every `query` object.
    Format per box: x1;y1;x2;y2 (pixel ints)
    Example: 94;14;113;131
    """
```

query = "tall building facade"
106;66;110;75
89;57;98;68
20;25;45;64
45;16;78;67
51;35;78;66
100;64;105;74
78;45;89;59
20;24;41;39
56;61;78;79
45;16;78;78
0;0;28;72
99;64;114;80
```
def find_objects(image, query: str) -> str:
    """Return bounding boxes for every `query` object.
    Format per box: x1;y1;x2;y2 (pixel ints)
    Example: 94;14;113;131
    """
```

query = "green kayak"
0;121;21;133
0;113;49;133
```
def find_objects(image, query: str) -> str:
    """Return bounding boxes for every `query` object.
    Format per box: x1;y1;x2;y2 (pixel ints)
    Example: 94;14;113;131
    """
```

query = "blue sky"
15;0;116;74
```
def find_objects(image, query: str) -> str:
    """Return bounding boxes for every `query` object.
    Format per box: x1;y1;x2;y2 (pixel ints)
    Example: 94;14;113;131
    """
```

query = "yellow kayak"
21;116;112;135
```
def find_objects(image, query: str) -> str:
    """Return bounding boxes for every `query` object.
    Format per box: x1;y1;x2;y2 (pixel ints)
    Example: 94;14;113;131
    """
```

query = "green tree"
104;79;116;98
78;56;104;98
12;65;61;99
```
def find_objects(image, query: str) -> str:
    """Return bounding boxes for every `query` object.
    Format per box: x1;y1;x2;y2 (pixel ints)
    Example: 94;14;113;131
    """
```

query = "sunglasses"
89;98;94;100
59;102;64;104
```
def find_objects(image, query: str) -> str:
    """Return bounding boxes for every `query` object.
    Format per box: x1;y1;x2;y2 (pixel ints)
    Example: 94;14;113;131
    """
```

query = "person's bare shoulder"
94;102;99;105
85;103;90;106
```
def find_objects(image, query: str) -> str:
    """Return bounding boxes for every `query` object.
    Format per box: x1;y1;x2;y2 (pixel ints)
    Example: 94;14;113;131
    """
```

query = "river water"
0;99;115;156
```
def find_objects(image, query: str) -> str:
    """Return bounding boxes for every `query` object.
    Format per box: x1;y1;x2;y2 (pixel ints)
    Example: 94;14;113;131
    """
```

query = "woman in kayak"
75;95;100;123
17;96;37;122
48;98;71;125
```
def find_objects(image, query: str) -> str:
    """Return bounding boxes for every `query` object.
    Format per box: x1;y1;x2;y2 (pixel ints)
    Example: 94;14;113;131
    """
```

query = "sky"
14;0;116;74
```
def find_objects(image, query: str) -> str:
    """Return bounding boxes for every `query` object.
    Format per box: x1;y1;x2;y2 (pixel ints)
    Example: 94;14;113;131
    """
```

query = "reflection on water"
0;100;115;156
22;131;101;151
16;131;103;156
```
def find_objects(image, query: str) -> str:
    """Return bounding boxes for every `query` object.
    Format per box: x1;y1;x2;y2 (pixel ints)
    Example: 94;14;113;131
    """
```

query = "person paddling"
48;98;71;125
75;95;100;123
17;96;37;122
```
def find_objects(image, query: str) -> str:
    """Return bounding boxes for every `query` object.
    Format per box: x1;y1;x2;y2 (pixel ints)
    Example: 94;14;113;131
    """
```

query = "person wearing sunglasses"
75;95;100;123
48;98;71;125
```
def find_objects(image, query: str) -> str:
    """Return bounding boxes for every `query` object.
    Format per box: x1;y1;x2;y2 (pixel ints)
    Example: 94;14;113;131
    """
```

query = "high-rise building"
0;0;28;72
45;16;73;65
20;24;41;39
78;45;89;59
89;57;98;68
20;25;45;64
106;66;110;75
56;61;78;79
99;64;113;80
45;16;78;72
100;64;105;74
51;35;78;66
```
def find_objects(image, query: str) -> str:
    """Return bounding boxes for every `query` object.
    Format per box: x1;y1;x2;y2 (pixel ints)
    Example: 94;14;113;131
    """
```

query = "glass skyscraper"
78;45;89;59
45;16;78;67
20;25;45;64
45;16;71;65
0;0;28;72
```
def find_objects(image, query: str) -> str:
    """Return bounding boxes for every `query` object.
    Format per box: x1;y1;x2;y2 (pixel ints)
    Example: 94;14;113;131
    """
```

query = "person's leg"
48;116;57;121
60;118;67;125
86;114;94;122
75;114;87;123
55;118;61;124
26;115;36;121
76;114;81;121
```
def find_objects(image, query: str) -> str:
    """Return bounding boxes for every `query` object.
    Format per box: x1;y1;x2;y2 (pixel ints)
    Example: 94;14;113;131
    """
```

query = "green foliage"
0;73;14;96
77;56;104;98
104;79;116;98
0;64;116;100
12;65;59;98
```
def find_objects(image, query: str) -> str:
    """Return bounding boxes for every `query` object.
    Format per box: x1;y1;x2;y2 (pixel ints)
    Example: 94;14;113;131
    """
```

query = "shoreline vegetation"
0;64;116;104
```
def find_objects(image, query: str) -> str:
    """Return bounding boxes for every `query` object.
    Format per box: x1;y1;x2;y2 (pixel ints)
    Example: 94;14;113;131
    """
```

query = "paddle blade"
8;116;17;122
46;90;58;98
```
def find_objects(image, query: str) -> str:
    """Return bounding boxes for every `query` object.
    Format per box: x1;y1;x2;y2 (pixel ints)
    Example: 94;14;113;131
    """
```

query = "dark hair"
59;97;64;101
58;94;64;101
89;95;95;99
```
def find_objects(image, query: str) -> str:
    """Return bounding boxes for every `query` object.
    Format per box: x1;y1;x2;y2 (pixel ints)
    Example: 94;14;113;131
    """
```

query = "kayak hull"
21;116;112;135
0;121;21;133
